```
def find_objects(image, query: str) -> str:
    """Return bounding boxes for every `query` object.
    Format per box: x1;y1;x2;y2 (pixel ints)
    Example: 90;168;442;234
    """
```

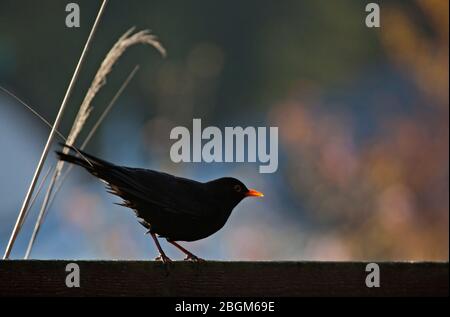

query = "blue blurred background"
0;0;448;260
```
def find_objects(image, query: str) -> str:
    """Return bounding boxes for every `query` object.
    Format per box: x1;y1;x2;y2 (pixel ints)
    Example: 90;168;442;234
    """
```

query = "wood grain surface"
0;261;447;297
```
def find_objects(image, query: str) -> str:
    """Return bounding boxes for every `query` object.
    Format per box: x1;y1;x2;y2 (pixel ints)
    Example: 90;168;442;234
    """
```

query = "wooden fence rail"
0;260;447;297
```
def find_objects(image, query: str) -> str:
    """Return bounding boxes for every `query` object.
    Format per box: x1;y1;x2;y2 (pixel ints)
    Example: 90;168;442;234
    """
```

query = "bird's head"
206;177;264;209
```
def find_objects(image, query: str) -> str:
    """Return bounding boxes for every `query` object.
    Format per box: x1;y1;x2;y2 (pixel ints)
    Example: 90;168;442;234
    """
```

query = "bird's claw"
155;254;172;263
184;254;204;262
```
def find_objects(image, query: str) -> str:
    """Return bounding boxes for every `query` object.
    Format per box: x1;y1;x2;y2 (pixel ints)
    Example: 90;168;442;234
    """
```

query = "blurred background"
0;0;448;260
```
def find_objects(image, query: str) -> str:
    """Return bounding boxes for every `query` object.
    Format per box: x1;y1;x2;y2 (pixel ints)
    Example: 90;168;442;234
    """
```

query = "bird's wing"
103;166;207;220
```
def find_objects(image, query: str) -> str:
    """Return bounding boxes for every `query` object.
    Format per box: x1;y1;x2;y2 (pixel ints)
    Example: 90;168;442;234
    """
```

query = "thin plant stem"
24;65;139;259
0;86;93;166
3;0;108;259
19;166;54;229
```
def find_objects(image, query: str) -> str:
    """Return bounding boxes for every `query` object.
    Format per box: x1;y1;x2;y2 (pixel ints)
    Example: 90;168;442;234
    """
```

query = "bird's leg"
167;240;204;262
148;232;172;263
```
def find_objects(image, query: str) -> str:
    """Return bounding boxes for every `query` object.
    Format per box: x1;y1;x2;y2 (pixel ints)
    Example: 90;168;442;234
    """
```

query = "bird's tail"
56;143;113;173
56;144;137;206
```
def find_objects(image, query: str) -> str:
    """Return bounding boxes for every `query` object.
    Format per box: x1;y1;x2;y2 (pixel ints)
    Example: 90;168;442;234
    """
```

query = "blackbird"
56;144;263;262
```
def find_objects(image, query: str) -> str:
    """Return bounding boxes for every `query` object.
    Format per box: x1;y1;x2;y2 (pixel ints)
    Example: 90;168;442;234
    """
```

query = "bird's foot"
184;254;204;262
155;254;172;264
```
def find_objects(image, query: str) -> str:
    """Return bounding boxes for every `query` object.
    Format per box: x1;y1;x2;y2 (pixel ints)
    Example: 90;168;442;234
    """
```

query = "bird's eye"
234;185;242;192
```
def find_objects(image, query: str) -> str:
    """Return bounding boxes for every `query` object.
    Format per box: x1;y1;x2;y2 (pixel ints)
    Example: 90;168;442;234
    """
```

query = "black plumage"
56;144;263;262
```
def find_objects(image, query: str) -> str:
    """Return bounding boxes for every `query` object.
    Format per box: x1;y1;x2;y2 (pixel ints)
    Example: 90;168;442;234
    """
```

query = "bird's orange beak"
246;189;264;197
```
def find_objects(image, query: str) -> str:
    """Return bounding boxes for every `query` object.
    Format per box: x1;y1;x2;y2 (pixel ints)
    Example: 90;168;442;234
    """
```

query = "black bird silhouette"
56;144;263;262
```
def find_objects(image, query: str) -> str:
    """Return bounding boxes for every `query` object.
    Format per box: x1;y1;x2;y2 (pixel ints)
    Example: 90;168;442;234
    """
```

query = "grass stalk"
24;66;140;259
22;29;164;259
2;0;108;259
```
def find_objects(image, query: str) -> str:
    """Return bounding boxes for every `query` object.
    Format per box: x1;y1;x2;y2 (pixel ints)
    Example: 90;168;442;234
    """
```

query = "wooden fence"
0;260;447;296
